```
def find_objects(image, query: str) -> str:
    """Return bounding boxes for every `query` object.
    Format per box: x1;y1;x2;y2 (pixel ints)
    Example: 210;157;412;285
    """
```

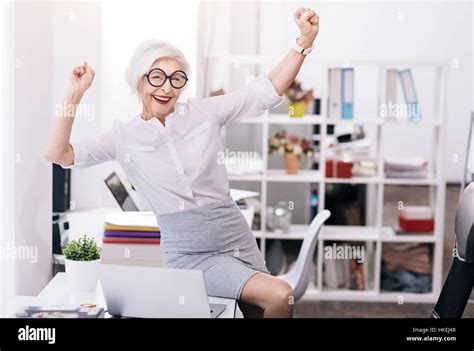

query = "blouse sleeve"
60;121;118;169
191;74;285;126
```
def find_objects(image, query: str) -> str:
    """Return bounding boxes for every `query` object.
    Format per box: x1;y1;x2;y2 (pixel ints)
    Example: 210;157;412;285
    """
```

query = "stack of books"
323;242;375;291
101;212;162;267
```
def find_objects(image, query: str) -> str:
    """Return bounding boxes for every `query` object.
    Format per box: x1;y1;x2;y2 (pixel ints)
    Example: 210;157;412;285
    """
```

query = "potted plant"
285;80;313;118
62;235;101;292
268;130;315;174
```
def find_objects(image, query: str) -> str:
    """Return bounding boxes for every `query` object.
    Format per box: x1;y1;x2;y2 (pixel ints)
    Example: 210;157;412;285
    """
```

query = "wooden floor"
294;184;474;318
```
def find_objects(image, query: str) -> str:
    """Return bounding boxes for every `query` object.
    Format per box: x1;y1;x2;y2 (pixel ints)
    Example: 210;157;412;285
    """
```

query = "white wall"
14;2;54;295
50;2;107;210
0;1;17;316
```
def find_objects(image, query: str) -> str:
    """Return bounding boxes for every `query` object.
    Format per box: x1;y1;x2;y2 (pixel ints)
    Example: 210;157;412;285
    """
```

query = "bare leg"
238;301;264;318
239;273;294;318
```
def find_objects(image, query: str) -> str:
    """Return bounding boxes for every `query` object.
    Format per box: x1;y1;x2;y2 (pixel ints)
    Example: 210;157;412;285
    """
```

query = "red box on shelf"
325;160;353;178
398;215;434;233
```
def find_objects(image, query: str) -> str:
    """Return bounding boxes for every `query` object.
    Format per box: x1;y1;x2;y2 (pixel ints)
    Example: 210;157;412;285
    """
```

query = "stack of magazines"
16;305;105;318
101;212;162;267
384;156;428;179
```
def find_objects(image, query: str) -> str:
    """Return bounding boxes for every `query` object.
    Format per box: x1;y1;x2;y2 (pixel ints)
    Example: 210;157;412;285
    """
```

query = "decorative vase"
65;258;101;292
266;202;292;233
284;153;300;174
288;101;307;118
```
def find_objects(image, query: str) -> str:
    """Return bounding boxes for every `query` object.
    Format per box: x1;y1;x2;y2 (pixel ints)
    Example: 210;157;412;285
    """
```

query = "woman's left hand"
294;7;319;48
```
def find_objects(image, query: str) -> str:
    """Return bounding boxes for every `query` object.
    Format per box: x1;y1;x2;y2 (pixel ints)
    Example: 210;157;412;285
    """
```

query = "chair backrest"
281;210;331;300
455;182;474;261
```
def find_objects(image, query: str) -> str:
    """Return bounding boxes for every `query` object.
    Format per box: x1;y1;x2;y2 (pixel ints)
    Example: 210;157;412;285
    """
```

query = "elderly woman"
44;7;319;318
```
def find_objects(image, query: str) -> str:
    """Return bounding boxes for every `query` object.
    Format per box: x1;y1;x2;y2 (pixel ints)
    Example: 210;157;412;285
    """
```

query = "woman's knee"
265;280;294;310
240;273;294;309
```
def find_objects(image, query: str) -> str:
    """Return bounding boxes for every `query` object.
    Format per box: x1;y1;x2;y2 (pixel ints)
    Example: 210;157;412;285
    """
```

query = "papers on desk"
104;211;158;229
230;188;259;227
239;206;255;227
230;188;259;202
15;305;105;318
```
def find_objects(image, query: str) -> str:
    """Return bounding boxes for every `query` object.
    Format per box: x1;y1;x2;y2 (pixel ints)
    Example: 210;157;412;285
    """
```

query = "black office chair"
432;182;474;318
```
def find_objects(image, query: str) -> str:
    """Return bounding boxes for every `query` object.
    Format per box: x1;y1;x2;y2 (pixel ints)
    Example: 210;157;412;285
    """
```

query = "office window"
101;0;198;128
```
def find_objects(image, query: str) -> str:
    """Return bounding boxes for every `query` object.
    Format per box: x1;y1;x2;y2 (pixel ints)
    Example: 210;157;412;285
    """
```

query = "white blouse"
62;74;285;215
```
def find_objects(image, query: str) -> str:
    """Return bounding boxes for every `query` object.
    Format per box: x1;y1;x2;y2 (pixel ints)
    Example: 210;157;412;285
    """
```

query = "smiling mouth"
152;95;172;104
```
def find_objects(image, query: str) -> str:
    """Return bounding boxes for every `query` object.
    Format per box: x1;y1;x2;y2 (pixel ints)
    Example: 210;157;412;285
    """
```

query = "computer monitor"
104;172;139;211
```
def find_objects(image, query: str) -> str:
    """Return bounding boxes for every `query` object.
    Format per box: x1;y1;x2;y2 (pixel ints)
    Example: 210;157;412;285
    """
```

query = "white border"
0;1;16;317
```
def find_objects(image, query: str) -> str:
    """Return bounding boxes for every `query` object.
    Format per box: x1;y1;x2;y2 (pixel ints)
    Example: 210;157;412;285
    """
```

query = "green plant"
63;235;101;261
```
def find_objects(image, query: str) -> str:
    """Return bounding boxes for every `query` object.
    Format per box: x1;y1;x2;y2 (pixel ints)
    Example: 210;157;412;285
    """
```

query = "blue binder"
399;69;421;122
341;68;354;120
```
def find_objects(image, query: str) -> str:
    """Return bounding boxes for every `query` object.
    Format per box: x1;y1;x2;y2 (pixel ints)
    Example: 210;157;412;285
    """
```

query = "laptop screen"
104;172;139;211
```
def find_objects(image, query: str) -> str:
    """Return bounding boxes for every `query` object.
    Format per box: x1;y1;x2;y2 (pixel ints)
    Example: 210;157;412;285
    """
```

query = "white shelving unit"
208;55;448;303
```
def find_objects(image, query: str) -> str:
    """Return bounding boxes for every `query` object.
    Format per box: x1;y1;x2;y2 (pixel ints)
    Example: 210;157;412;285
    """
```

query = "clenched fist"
294;7;319;48
68;62;95;95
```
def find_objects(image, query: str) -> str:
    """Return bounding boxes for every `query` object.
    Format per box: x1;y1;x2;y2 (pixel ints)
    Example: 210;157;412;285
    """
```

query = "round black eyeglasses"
144;68;188;89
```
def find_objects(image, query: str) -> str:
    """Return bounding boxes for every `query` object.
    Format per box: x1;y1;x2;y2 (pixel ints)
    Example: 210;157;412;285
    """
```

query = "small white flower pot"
64;258;101;292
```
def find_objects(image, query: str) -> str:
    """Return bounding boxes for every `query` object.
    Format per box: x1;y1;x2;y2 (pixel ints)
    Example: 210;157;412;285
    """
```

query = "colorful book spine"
104;224;160;232
102;237;161;244
103;230;160;238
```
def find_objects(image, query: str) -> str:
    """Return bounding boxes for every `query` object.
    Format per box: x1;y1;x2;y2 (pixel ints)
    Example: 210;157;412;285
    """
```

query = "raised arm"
43;62;95;166
267;7;319;95
186;8;319;127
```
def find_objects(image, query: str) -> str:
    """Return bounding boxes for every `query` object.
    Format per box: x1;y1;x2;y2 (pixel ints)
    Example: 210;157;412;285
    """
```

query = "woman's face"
138;57;185;119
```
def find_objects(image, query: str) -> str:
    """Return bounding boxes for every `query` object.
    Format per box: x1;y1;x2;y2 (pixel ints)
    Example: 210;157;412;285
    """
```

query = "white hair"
126;40;190;94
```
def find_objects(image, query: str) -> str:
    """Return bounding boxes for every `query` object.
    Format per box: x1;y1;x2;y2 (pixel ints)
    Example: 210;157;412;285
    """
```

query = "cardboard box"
398;215;434;233
325;160;353;178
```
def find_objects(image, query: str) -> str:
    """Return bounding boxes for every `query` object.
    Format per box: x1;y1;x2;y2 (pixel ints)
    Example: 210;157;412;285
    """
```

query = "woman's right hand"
67;62;95;95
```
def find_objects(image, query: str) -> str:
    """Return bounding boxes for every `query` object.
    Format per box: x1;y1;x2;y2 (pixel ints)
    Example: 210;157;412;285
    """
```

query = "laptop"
104;172;257;226
100;264;227;318
104;172;141;211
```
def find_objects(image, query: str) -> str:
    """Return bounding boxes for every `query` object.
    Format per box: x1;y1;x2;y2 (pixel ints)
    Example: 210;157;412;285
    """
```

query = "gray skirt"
156;196;270;299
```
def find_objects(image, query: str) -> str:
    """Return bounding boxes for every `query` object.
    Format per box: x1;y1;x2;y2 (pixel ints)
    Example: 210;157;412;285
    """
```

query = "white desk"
34;273;236;319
